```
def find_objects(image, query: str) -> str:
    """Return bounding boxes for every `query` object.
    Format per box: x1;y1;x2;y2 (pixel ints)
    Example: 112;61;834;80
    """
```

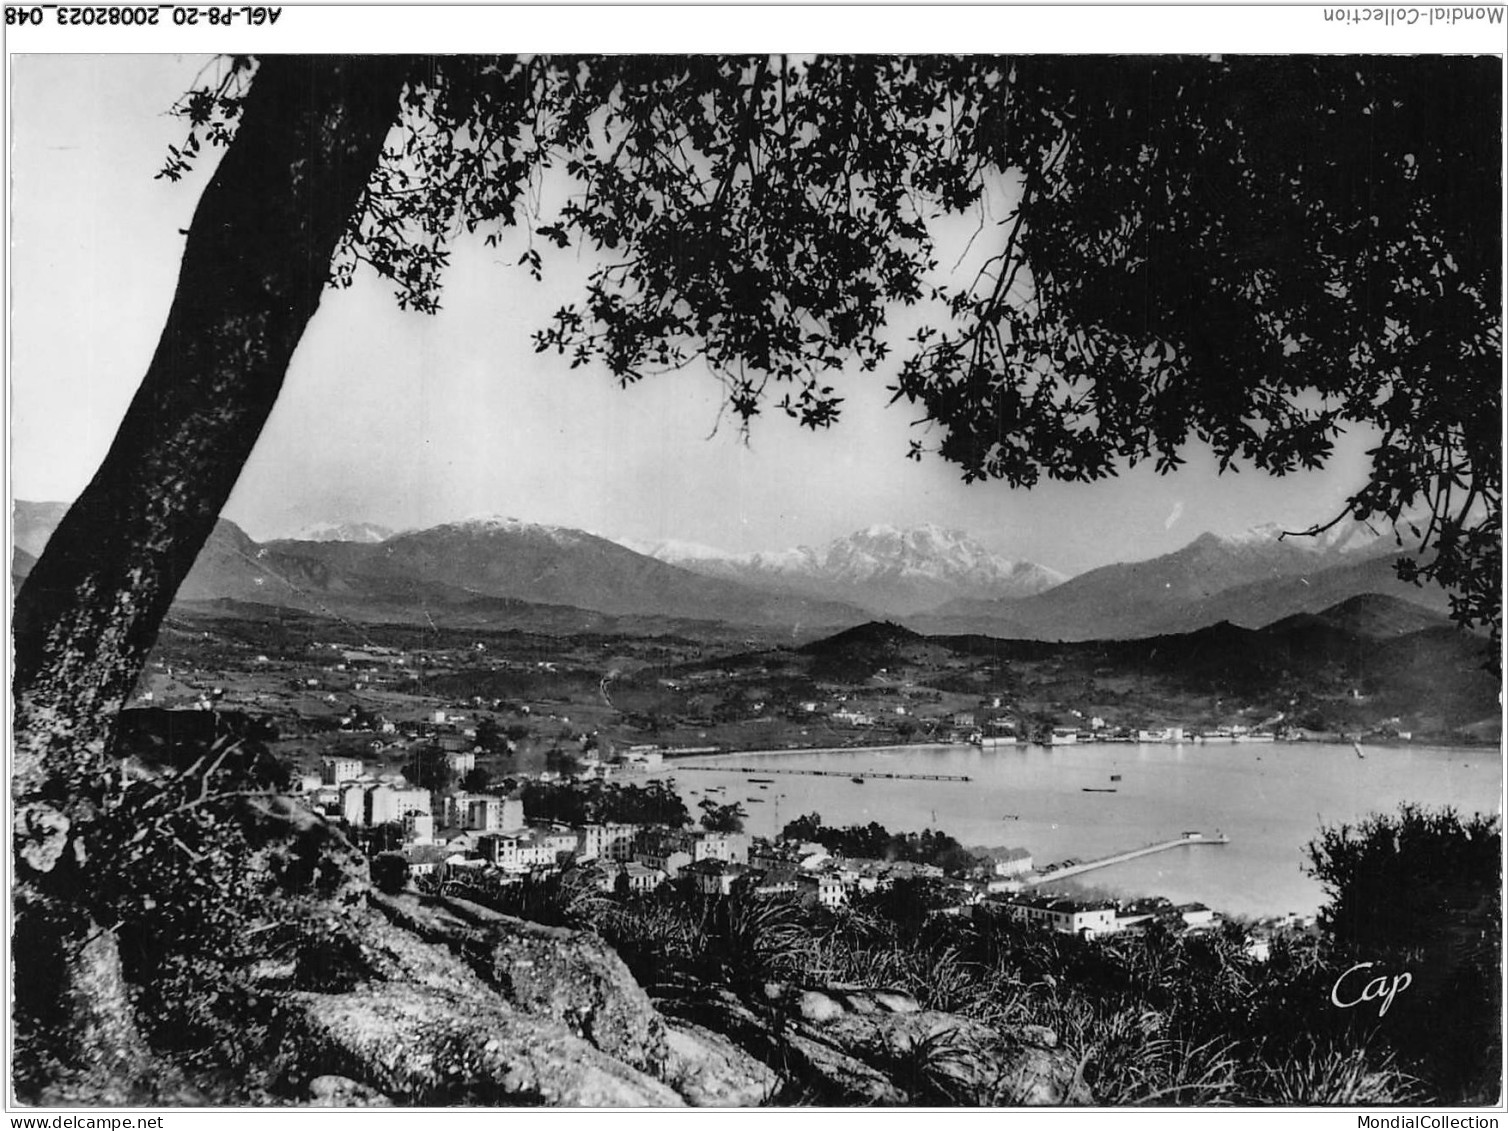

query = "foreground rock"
661;1020;782;1106
28;872;1091;1107
258;892;790;1106
304;1075;392;1107
277;984;681;1106
267;897;1091;1106
369;892;670;1075
670;983;1091;1105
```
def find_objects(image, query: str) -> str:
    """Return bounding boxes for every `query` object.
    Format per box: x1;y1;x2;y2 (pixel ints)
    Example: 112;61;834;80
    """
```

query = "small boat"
746;797;766;803
748;777;775;783
1109;774;1122;782
758;784;770;790
1082;787;1118;793
1002;813;1020;821
851;776;866;784
1353;741;1366;759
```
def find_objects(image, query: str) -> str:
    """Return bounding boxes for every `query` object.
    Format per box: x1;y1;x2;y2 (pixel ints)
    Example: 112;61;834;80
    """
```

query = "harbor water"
649;740;1502;918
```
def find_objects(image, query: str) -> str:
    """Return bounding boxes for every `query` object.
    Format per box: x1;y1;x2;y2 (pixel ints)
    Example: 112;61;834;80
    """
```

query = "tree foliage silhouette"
10;53;1501;1094
17;55;1500;776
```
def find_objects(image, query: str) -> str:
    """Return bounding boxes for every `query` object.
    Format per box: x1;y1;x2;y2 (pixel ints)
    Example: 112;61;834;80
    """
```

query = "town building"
634;844;693;878
621;745;664;768
322;756;364;786
685;858;749;896
366;785;432;828
337;782;431;828
576;822;639;862
749;842;807;874
403;811;435;844
402;844;465;878
339;783;367;827
595;861;665;894
832;709;876;726
1177;903;1217;929
989;894;1118;937
533;826;580;859
478;830;558;871
692;830;750;866
748;867;801;898
799;872;847;909
990;847;1034;876
443;793;524;833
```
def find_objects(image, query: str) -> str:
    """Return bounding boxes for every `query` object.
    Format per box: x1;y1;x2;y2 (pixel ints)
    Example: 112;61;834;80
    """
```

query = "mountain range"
905;523;1446;640
626;523;1067;616
12;501;1453;641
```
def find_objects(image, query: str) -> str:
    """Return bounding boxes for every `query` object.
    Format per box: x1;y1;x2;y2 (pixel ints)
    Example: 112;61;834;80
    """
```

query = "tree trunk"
13;55;409;812
10;55;409;1094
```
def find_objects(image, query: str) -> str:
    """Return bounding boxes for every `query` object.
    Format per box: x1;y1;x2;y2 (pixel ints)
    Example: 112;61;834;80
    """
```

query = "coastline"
658;734;1487;762
647;735;1499;920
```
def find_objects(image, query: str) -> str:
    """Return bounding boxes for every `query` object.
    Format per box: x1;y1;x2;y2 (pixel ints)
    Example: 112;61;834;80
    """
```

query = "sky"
9;51;1387;578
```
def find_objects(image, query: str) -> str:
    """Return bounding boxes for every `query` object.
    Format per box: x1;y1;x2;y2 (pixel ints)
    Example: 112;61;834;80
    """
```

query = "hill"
1265;593;1455;640
771;599;1497;742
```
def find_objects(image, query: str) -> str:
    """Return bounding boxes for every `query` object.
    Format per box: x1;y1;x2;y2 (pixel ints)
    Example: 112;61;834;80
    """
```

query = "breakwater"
672;764;971;782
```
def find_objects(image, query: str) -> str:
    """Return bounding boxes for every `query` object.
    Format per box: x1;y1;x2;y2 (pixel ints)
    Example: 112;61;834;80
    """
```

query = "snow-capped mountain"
292;520;396;544
266;514;866;627
631;523;1068;615
1205;516;1406;558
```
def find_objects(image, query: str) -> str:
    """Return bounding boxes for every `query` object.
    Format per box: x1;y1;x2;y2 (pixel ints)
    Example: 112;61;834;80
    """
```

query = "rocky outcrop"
661;1020;781;1106
16;771;1091;1108
668;987;908;1104
670;983;1091;1106
368;891;668;1075
261;896;681;1106
277;984;681;1106
30;873;1089;1108
256;891;786;1107
260;895;1093;1107
304;1075;392;1107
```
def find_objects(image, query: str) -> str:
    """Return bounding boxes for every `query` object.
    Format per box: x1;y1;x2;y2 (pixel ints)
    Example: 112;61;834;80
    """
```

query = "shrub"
1306;804;1501;1102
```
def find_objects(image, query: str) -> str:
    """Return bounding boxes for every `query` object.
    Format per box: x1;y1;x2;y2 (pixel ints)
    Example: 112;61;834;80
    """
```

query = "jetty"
672;765;971;782
1025;831;1229;886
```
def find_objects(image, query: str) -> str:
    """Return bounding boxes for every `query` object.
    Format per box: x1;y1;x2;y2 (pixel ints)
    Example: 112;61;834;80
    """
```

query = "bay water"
649;740;1502;918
